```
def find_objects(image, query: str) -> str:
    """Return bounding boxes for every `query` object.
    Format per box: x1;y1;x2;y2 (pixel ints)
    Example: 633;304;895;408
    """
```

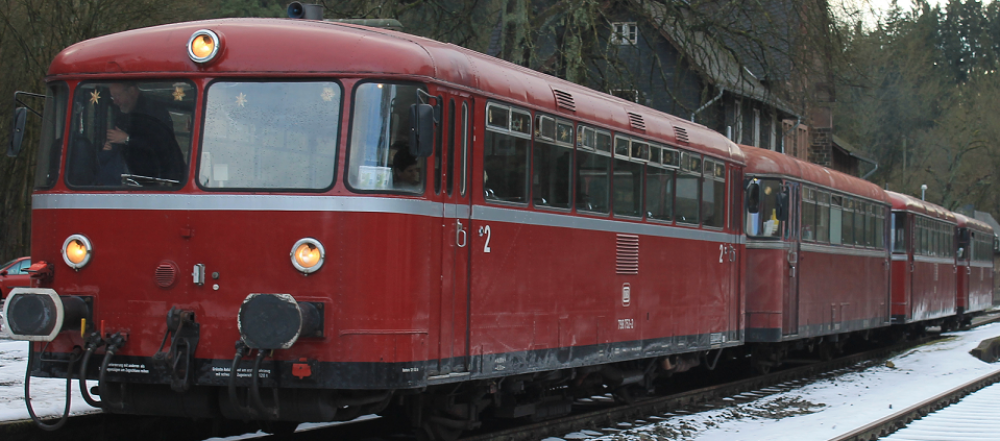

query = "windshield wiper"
121;174;180;187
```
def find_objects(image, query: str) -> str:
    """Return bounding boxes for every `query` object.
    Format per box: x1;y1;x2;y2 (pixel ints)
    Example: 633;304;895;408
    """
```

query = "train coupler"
153;307;200;392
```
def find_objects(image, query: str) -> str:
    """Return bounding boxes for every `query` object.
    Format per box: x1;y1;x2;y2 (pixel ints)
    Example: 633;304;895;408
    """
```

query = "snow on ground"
0;338;100;422
567;322;1000;441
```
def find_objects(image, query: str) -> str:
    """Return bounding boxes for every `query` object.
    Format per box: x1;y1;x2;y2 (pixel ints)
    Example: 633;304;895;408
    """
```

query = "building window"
611;22;638;45
610;89;640;103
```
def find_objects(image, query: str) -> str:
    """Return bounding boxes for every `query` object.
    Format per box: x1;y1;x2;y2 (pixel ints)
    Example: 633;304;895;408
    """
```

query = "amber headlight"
187;29;220;64
291;238;324;274
62;234;92;270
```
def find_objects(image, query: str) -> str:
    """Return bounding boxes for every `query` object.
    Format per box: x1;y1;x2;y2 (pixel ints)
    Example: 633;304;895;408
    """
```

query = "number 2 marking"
483;225;492;253
719;244;725;263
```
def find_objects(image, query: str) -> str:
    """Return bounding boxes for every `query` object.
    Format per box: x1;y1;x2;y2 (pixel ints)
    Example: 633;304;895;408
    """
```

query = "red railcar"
740;148;891;369
887;191;957;325
953;213;994;325
2;18;746;435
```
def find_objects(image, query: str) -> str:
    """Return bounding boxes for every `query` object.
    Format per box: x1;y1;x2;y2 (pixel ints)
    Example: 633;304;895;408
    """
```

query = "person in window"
392;148;422;192
104;82;186;182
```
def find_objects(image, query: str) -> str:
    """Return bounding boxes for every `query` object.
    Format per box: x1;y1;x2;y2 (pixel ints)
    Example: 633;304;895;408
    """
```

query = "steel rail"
828;368;1000;441
458;338;935;441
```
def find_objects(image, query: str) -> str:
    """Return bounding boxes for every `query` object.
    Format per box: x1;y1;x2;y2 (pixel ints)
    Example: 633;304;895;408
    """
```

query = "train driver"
104;82;186;182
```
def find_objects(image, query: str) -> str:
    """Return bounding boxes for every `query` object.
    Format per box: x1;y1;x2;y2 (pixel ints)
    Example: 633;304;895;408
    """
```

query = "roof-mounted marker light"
188;29;220;64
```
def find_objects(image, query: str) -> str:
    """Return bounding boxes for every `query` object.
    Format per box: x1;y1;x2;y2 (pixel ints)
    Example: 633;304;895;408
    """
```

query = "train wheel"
750;346;778;375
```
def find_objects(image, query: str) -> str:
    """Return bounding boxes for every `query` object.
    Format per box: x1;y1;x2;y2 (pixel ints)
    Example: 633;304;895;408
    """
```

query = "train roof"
48;18;743;164
953;213;993;233
886;191;956;223
739;146;888;204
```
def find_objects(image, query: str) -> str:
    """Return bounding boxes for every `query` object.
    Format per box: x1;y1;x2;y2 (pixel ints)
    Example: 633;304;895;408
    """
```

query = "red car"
0;256;31;299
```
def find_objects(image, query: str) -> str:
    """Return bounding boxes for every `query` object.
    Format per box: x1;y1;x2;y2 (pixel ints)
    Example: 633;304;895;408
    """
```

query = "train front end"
3;20;439;425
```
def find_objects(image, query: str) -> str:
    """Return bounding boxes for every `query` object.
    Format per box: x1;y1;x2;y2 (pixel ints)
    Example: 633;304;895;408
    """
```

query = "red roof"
953;212;993;232
48;18;743;164
740;146;888;204
886;191;956;223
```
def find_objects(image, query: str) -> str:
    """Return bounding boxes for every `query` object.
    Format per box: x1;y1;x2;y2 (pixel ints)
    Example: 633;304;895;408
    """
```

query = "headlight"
187;29;220;64
62;234;92;270
291;238;324;274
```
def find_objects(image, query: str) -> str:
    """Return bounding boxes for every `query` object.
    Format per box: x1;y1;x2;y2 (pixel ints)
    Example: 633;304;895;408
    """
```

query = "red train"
1;15;993;439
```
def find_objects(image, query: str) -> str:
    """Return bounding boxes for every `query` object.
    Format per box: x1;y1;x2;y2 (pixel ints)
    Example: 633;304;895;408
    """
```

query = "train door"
783;181;801;335
728;166;742;341
437;96;472;376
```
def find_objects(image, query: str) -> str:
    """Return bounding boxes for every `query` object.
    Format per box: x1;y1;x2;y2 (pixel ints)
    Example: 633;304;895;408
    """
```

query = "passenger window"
875;207;885;249
892;212;906;253
802;187;816;241
612;136;644;217
532;115;573;209
483;103;530;203
576;125;611;213
646;146;676;222
746;178;782;237
867;204;877;247
816;191;830;243
841;198;854;246
461;103;468;196
854;202;865;247
676;152;701;224
830;196;843;245
702;159;726;228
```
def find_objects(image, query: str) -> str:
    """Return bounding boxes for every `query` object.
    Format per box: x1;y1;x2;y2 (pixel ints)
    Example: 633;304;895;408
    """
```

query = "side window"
702;159;726;228
347;82;422;193
867;204;877;247
484;103;531;203
830;195;843;245
461;102;469;196
802;187;816;241
854;202;865;247
875;206;885;249
841;198;854;246
816;191;830;243
532;115;573;209
576;125;611;213
892;212;906;253
646;146;676;222
612;135;645;217
14;260;31;275
676;152;701;224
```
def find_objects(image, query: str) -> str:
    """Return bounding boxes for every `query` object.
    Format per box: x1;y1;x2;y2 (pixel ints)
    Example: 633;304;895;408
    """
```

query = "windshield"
347;82;426;193
746;178;783;238
65;81;195;188
200;81;341;190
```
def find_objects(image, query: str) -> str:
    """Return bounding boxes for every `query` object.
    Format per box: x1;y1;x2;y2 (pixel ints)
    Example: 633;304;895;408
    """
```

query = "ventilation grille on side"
675;126;690;144
553;89;576;111
155;262;178;288
627;112;646;131
616;234;639;275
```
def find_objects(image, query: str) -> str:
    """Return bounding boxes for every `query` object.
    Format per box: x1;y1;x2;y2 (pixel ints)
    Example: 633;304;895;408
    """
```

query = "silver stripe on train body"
912;255;957;265
472;205;743;244
745;240;791;250
799;243;888;259
35;193;744;245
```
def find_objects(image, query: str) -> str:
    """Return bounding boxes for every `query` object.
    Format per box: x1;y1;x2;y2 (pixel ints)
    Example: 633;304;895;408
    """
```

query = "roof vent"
553;89;576;112
675;126;690;144
616;234;639;275
627;112;646;131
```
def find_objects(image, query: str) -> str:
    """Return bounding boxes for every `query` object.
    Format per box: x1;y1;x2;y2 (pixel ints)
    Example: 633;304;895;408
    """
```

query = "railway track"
830;354;1000;441
3;318;999;441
